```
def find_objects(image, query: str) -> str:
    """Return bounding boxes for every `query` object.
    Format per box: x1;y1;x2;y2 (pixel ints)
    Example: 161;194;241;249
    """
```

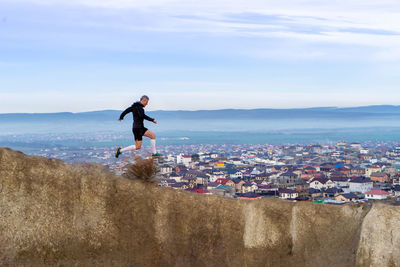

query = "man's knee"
146;131;155;139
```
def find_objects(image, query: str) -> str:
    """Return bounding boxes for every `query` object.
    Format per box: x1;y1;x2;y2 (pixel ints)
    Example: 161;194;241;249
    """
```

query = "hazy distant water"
153;117;400;132
1;116;400;133
1;117;400;149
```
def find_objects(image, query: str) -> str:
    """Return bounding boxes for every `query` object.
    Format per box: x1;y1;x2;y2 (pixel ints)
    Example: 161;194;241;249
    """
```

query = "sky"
1;0;400;113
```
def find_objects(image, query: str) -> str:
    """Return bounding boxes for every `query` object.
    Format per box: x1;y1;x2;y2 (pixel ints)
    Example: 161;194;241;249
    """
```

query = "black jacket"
119;102;154;129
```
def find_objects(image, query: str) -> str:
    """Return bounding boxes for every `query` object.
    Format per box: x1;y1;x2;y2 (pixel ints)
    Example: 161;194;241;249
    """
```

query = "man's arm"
119;106;134;120
143;113;155;122
137;105;154;122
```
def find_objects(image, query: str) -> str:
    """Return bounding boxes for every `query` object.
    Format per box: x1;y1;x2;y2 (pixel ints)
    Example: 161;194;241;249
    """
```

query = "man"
115;95;162;158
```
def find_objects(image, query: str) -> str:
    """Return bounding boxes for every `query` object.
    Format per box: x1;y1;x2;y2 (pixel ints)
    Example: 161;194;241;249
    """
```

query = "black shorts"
132;127;148;141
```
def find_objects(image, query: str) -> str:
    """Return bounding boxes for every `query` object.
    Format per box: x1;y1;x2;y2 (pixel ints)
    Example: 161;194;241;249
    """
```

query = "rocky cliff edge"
0;147;399;266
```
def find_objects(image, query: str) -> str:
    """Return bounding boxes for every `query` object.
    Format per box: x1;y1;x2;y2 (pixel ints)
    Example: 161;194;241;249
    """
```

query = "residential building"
349;177;373;193
365;189;389;200
279;188;298;199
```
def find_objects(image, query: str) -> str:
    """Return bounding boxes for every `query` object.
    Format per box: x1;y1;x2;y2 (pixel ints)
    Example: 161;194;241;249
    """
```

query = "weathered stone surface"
357;203;400;267
0;147;397;266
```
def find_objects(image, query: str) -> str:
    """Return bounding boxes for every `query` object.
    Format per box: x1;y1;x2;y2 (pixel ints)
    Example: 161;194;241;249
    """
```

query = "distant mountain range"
1;105;400;122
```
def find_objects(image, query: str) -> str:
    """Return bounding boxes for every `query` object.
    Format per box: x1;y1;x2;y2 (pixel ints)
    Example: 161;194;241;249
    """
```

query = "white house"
250;168;261;176
330;177;349;188
279;189;298;199
365;189;389;200
209;171;225;182
241;182;259;193
227;169;243;179
177;154;192;167
182;155;192;166
350;142;362;150
229;158;242;165
349;177;373;193
196;174;210;186
309;178;335;190
160;164;173;174
210;153;219;159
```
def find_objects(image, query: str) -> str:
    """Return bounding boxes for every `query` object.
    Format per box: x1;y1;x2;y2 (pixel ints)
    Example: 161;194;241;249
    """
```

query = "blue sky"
1;0;400;112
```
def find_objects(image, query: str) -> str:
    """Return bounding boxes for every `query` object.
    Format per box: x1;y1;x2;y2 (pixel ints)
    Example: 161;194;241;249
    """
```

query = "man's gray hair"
140;95;149;101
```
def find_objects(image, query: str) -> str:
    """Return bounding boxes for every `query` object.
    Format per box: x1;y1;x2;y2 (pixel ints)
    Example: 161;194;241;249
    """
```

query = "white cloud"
4;0;400;61
2;0;400;112
8;0;400;32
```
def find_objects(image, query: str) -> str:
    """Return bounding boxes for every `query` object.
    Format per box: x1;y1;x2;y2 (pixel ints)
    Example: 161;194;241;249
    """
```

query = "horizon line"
0;104;399;115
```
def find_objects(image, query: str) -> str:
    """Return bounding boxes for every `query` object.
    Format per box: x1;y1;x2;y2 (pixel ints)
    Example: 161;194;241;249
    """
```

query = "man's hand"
118;118;122;121
153;120;157;124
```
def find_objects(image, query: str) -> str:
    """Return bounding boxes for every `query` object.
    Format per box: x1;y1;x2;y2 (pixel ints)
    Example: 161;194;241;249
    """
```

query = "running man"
115;95;162;158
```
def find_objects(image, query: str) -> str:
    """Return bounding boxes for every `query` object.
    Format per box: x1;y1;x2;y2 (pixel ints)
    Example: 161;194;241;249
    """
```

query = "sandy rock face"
357;203;400;267
0;147;397;266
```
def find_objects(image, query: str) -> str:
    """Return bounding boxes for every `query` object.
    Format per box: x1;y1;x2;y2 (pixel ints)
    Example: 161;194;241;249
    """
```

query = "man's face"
141;98;149;107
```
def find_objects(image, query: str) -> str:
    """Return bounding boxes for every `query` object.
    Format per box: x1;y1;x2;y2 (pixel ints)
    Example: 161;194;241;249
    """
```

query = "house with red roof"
215;178;235;187
186;188;211;194
238;192;262;199
178;154;192;167
365;189;389;200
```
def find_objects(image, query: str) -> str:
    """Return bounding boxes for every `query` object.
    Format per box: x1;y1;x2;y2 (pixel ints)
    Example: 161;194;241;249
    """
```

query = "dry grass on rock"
123;155;158;183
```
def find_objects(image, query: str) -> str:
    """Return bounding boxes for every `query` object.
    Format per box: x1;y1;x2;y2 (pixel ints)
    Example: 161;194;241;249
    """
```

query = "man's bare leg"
135;140;143;150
